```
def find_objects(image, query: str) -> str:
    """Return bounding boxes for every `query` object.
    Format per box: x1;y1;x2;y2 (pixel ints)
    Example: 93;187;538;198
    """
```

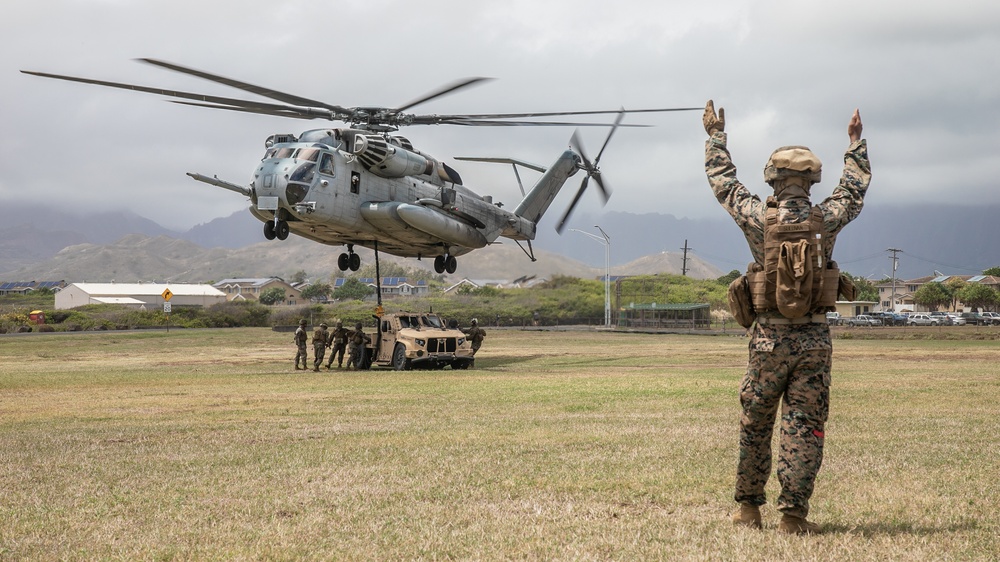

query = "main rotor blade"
139;58;351;114
394;77;493;112
556;176;590;234
21;70;335;120
169;101;319;120
418;117;649;127
429;107;702;120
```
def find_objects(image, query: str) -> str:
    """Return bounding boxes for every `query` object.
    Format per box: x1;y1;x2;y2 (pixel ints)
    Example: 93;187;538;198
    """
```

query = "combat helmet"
355;322;363;329
320;323;328;328
764;146;822;187
299;319;307;326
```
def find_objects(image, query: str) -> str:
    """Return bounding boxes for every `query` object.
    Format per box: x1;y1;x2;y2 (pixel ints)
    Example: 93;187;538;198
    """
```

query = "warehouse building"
54;283;226;310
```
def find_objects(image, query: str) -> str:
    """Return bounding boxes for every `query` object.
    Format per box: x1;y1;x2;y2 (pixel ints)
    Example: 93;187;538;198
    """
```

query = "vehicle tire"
392;344;411;371
453;359;472;370
338;253;350;271
349;252;361;271
263;221;276;240
433;255;446;274
445;255;457;274
276;220;290;240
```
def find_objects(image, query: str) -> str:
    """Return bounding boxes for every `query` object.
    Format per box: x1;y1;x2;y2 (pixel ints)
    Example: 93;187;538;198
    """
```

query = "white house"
55;283;226;310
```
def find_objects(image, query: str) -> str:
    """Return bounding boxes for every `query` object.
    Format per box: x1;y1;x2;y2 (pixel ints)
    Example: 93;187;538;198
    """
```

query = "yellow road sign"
162;288;173;301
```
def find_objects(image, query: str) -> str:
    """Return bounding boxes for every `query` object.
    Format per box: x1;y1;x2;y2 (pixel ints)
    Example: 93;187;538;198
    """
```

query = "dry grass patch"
1;328;998;560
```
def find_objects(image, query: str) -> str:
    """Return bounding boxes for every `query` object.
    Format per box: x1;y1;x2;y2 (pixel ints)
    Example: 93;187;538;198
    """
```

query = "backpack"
746;197;840;319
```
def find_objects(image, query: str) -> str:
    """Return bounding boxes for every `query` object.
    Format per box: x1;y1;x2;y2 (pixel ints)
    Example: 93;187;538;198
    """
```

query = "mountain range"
2;202;997;284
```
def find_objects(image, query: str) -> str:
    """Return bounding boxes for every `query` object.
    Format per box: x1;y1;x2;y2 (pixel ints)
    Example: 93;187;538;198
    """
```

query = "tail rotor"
555;109;624;234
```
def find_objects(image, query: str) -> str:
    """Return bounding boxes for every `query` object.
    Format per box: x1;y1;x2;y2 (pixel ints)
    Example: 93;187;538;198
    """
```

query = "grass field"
2;328;998;560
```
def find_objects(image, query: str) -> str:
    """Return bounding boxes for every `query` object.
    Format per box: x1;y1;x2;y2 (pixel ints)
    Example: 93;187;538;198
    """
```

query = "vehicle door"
377;318;396;362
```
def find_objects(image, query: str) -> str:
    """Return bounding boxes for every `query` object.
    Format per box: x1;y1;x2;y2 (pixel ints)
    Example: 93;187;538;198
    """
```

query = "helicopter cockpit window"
262;147;277;160
274;147;295;159
319;153;335;176
294;148;320;162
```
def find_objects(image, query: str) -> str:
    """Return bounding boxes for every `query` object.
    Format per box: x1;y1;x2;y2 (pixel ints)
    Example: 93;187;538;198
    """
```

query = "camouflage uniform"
325;322;349;369
312;323;329;372
293;320;308;370
345;323;369;370
706;128;871;519
465;320;486;356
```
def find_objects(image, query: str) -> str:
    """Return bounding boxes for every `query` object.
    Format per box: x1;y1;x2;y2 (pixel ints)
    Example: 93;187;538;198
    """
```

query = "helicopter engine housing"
353;134;434;178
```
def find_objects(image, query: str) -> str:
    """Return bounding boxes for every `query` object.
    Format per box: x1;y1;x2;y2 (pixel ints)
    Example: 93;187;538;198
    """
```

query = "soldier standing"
312;322;329;372
465;318;486;356
345;322;370;370
293;319;308;370
703;100;870;534
325;321;349;369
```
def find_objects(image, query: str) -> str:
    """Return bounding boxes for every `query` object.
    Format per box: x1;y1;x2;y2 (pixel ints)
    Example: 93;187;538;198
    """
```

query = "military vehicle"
364;312;475;370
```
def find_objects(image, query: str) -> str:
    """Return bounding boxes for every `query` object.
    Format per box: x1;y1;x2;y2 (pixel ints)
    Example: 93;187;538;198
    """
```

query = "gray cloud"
3;0;998;230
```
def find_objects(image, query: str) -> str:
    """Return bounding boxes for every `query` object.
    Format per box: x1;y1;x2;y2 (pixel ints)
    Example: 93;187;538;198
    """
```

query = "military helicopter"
22;59;698;274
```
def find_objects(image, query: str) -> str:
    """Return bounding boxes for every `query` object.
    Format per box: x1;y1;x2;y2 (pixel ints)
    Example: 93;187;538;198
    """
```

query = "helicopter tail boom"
512;150;580;226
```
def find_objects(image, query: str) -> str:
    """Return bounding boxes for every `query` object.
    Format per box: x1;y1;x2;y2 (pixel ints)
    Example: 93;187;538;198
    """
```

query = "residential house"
212;278;302;305
876;274;1000;312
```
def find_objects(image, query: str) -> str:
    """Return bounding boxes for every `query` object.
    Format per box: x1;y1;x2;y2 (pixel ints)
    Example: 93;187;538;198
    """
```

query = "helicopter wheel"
275;220;290;240
263;221;276;240
433;255;446;274
349;252;361;271
445;255;457;274
337;253;351;271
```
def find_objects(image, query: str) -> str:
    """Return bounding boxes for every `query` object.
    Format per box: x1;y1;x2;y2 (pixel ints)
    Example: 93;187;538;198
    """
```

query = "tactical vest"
746;197;840;318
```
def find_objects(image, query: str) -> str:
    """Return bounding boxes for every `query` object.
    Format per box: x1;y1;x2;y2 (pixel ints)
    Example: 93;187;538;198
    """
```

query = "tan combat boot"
778;514;821;535
732;503;762;529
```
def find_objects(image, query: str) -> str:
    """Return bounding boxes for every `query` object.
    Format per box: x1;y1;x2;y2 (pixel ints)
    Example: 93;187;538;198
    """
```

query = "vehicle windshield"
422;315;443;328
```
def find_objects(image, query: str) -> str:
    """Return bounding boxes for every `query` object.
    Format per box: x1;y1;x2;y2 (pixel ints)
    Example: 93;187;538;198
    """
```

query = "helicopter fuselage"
237;128;579;272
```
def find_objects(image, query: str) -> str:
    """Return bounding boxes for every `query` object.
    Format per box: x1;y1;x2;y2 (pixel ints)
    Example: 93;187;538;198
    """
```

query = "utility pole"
680;239;692;276
887;248;902;311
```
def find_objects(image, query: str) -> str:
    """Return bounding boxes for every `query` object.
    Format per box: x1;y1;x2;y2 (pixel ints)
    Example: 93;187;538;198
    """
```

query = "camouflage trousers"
736;321;831;519
294;343;308;367
313;343;327;368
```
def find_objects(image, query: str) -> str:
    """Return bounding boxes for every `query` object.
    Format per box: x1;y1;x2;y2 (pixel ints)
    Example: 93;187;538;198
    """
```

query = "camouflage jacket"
312;327;328;346
294;327;307;345
705;131;871;264
327;327;349;346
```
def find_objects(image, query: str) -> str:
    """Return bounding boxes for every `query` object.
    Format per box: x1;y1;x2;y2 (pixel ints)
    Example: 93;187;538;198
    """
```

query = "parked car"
907;314;940;326
847;314;882;327
826;312;842;326
929;311;953;325
871;311;906;326
960;312;990;326
981;312;1000;325
948;314;967;326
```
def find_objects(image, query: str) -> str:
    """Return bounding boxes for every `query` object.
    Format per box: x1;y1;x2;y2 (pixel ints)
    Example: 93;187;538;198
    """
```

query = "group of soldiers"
293;319;370;371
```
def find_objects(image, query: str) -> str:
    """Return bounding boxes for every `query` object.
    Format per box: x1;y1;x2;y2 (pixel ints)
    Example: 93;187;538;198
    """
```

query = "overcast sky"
3;0;999;231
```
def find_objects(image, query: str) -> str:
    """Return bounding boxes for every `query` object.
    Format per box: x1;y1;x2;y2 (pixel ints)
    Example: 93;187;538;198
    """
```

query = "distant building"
335;277;429;298
876;274;1000;312
55;283;225;310
0;281;66;296
213;278;302;305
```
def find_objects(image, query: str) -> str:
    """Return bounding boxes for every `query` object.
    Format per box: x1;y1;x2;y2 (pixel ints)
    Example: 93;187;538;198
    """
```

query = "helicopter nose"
285;162;315;206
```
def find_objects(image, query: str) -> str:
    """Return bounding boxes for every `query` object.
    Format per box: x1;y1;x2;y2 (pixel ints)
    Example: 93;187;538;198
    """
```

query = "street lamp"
571;226;612;327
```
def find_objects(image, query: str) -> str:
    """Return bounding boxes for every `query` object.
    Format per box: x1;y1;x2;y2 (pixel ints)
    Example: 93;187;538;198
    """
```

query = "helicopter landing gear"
264;219;290;241
433;254;457;274
275;220;290;240
338;245;361;272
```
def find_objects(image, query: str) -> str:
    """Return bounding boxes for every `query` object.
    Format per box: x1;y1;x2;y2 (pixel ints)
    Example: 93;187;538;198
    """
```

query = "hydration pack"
746;197;841;319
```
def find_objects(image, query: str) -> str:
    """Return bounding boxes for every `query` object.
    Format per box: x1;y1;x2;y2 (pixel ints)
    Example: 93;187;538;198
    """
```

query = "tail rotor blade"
555;176;590;234
594;108;625;165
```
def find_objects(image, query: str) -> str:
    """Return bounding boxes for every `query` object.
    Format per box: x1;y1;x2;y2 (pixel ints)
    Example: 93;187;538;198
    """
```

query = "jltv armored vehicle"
365;312;475;370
